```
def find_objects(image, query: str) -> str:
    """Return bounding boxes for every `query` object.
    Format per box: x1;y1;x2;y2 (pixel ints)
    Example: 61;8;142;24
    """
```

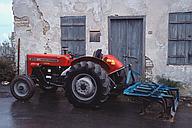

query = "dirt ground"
0;85;192;128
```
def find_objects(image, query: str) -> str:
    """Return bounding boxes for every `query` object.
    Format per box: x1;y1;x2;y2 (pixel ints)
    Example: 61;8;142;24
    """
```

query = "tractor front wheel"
65;61;111;108
10;75;35;101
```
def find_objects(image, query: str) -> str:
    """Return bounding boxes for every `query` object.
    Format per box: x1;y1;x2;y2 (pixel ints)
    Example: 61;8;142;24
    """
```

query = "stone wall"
13;0;192;90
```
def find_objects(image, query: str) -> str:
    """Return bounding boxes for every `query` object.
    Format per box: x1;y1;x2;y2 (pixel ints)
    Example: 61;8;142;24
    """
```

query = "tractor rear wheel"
10;75;35;101
65;61;111;108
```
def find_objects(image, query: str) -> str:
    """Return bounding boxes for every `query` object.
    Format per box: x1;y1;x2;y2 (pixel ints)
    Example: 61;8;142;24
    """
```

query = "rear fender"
71;56;110;73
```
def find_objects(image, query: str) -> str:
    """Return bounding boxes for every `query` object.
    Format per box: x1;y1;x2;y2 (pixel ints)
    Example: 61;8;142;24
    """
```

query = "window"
168;12;192;65
90;31;101;42
60;16;86;56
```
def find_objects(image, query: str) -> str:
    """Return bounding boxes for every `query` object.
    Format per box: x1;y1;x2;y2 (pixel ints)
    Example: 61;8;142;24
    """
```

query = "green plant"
156;75;182;87
0;56;16;82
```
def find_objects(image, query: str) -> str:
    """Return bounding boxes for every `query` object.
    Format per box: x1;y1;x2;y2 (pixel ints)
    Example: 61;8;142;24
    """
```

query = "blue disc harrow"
122;63;179;117
123;82;179;117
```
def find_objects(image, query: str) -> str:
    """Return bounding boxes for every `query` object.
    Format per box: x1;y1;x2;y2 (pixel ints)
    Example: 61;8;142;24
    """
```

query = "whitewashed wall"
13;0;192;94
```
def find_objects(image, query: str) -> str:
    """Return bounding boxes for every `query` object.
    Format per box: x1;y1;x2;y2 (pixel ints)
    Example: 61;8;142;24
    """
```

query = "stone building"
13;0;192;88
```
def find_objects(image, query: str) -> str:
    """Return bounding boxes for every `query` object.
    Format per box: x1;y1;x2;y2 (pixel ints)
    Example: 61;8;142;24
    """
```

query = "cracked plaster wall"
13;0;192;89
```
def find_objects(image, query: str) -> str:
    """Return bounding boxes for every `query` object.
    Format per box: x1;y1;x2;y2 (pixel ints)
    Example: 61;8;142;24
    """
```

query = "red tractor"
10;49;179;116
10;49;125;107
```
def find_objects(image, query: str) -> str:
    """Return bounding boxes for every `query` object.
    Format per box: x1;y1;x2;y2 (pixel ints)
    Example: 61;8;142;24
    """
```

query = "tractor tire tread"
65;61;111;108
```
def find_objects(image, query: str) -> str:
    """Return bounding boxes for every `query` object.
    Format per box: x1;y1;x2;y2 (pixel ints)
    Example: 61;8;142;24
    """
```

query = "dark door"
109;17;145;74
61;16;86;56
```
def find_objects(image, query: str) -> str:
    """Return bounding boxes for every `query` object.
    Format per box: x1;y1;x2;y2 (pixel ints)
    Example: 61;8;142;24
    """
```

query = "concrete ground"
0;85;192;128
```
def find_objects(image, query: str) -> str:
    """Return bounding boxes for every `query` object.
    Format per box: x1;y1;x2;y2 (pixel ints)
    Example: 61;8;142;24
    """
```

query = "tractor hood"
26;53;73;75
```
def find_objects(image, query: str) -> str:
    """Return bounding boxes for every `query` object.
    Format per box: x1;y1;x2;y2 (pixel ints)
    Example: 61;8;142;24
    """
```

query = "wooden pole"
17;38;20;75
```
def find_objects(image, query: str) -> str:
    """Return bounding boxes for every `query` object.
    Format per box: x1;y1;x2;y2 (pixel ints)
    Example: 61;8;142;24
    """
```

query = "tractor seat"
93;49;103;59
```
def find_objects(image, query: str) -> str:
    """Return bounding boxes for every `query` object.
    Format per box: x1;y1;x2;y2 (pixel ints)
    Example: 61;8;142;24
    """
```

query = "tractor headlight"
106;59;116;65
